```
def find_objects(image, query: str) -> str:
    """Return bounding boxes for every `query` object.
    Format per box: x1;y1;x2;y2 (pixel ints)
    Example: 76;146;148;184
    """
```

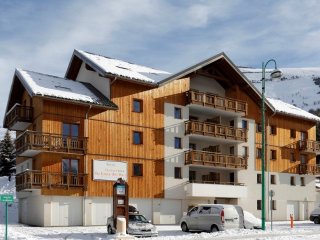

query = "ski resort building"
3;50;320;226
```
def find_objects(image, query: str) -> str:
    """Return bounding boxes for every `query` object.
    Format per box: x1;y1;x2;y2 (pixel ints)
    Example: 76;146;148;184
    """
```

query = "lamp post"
261;59;282;230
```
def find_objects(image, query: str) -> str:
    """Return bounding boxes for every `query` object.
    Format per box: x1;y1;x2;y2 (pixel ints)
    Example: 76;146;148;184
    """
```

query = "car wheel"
181;222;189;232
210;225;219;232
108;225;114;234
314;217;320;224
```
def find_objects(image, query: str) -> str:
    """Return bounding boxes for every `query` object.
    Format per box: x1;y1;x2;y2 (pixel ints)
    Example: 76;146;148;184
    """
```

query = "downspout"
266;110;276;221
83;104;92;226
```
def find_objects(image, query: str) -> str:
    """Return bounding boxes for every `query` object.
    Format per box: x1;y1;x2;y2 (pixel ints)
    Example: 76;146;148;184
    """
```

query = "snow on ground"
1;176;320;239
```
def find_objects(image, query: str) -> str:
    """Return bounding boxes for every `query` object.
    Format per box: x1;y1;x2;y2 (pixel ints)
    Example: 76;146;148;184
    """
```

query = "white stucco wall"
76;62;111;98
164;103;189;200
190;75;225;96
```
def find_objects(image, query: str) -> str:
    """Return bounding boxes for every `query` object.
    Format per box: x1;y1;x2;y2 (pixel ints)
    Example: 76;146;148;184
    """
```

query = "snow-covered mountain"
240;67;320;111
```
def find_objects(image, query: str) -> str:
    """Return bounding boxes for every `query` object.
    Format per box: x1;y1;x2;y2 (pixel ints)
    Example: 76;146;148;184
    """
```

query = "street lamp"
261;59;282;230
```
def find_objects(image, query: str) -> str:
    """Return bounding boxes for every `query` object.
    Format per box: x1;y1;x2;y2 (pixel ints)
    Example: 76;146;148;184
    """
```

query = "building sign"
93;160;128;181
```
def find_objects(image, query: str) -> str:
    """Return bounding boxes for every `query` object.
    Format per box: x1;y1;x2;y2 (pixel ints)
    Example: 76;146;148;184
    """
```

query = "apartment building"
4;50;320;226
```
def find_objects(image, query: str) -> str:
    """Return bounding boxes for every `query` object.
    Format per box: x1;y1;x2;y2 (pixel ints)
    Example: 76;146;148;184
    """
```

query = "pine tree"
0;130;16;176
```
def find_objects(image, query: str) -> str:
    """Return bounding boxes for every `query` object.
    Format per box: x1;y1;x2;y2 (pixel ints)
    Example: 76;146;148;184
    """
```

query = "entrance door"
59;203;69;226
287;201;299;220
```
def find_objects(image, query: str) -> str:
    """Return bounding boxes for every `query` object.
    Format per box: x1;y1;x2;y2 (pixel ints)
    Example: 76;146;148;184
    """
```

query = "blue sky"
1;0;320;125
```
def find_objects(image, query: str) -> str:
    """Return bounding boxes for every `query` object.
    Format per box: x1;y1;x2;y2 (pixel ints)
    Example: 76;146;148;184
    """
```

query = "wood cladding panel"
255;114;317;173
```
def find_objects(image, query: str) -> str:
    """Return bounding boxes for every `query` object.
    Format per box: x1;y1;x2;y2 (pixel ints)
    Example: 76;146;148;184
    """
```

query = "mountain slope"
240;67;320;111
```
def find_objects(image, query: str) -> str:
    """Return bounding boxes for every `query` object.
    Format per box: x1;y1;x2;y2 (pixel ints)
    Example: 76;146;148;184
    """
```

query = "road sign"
0;194;14;203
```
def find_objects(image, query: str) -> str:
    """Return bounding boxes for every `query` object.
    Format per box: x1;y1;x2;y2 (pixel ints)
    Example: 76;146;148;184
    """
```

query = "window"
174;107;182;119
133;163;143;176
301;177;305;186
62;159;79;184
174;167;182;179
189;171;196;181
133;99;143;113
300;131;307;140
271;175;276;184
230;120;234;127
271;200;277;210
257;148;262;159
300;155;306;165
256;123;262;133
270;150;277;160
243;146;248;157
270;125;277;135
317;155;320;166
133;131;143;145
174;137;182;149
290;129;296;138
63;123;79;148
189;143;196;150
242;120;248;129
229;146;235;155
257;174;262;184
63;123;79;137
62;159;79;174
257;200;262;210
290;176;296;186
290;152;296;162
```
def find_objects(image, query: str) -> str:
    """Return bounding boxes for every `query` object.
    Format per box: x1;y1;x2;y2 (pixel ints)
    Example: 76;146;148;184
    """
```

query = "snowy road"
1;221;320;240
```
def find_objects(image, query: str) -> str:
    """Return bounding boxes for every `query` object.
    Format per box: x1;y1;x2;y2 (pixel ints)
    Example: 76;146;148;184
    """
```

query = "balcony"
15;170;88;191
298;140;320;154
186;181;247;198
185;120;247;142
4;104;33;131
185;150;247;169
187;90;248;116
299;164;320;175
15;131;88;157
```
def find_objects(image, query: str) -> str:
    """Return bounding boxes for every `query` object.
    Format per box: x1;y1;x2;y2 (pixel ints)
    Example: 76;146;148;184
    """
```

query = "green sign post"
0;194;14;240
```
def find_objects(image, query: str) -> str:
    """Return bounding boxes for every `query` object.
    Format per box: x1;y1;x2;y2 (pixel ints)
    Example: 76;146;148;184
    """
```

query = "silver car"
180;204;244;232
107;213;158;237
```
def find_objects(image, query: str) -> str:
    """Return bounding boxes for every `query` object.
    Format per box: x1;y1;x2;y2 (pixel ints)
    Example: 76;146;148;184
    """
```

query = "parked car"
179;204;244;233
107;213;158;237
243;210;262;229
310;208;320;224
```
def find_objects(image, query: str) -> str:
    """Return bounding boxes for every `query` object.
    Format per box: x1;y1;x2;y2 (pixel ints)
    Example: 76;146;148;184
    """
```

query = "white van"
179;204;244;232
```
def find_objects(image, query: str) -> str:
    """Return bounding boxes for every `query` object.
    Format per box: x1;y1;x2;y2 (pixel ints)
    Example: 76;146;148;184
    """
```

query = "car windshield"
129;214;148;223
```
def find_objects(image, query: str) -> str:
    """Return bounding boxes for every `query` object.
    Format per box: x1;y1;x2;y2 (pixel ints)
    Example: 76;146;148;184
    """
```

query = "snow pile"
16;69;106;105
77;50;170;83
241;67;320;111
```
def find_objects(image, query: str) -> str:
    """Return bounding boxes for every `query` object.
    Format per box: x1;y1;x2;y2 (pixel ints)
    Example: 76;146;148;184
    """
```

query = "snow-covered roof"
74;49;170;84
267;98;320;122
15;69;117;109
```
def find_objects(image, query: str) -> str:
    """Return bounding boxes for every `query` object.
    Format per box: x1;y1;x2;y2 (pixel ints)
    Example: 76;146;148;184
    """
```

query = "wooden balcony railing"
187;90;248;115
185;150;247;169
298;140;320;153
15;170;88;191
299;164;320;175
4;104;33;130
185;120;247;142
15;131;88;156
